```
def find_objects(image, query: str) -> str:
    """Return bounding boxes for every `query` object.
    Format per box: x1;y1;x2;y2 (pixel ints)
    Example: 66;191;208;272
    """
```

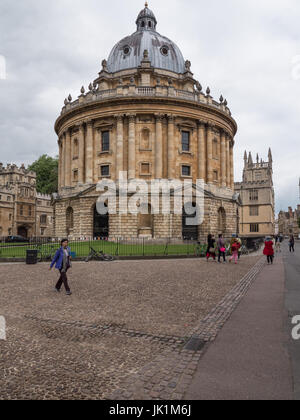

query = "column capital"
126;113;137;123
84;119;94;128
197;120;207;128
167;114;175;122
155;113;164;122
114;114;124;122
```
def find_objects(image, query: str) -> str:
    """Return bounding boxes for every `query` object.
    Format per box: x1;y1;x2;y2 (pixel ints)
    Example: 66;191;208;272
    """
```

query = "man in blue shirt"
50;239;72;295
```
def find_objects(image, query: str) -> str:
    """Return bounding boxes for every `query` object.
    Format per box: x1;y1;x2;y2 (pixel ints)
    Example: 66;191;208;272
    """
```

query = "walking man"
50;239;72;295
289;235;295;253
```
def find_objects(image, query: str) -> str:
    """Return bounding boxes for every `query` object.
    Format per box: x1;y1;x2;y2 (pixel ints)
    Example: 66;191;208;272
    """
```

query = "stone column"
65;129;72;187
167;115;175;179
115;115;124;180
226;134;230;187
220;130;226;187
230;138;234;190
78;124;85;184
155;114;163;179
58;138;62;189
85;120;94;184
128;114;136;180
197;121;206;181
206;123;213;184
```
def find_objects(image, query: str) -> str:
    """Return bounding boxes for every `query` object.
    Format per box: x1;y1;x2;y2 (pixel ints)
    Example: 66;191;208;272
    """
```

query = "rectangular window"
213;170;218;181
249;189;259;201
40;215;47;224
182;165;191;177
28;206;32;217
181;131;190;152
20;205;23;216
102;131;110;152
141;163;150;175
101;165;110;177
250;206;259;216
250;224;259;233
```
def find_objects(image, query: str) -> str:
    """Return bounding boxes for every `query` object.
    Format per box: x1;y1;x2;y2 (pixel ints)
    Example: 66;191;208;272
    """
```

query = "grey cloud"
0;0;299;214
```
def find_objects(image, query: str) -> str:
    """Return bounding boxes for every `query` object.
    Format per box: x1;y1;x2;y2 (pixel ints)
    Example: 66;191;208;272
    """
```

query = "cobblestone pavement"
0;256;262;400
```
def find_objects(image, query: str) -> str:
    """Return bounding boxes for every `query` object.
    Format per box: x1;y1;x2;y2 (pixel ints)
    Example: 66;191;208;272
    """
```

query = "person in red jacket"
263;236;274;264
229;238;241;264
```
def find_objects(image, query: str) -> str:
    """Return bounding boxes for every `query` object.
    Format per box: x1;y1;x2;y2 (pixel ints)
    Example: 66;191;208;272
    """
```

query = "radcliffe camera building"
53;3;240;241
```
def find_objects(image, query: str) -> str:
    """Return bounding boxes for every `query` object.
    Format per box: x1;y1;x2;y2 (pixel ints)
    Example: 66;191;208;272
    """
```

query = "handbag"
220;247;226;253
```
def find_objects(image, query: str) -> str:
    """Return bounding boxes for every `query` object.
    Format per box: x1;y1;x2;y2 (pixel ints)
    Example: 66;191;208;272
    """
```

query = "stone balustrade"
61;86;232;116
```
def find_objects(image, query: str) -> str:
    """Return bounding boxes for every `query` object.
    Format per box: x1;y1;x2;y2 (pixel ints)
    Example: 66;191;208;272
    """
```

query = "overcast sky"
0;0;299;214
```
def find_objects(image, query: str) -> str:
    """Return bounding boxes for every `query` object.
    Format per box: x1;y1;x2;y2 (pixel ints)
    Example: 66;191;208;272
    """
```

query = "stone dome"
107;4;186;74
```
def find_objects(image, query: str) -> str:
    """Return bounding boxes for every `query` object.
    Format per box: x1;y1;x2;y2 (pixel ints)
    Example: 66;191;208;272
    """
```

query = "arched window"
141;21;145;27
66;207;74;235
218;207;226;233
148;21;152;28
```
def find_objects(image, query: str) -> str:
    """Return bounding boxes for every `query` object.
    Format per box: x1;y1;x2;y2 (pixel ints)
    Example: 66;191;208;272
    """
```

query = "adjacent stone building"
0;163;54;238
53;3;240;241
278;206;300;238
234;150;275;239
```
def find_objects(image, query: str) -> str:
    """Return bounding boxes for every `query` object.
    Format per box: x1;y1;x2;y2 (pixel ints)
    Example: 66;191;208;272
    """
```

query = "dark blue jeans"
56;268;71;292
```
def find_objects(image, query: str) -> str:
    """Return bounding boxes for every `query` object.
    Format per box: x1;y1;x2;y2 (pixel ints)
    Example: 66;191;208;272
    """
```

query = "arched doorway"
18;226;28;238
138;203;153;237
93;204;109;239
218;207;226;234
182;203;199;241
66;207;74;236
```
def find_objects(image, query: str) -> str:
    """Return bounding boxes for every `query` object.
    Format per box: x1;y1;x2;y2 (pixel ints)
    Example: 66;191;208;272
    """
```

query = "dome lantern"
136;2;157;31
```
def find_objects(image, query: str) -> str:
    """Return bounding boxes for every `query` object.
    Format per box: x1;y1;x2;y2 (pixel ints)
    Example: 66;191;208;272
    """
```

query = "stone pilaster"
220;130;226;187
206;123;213;184
115;115;124;180
128;114;136;180
197;121;206;181
85;120;94;184
58;138;63;189
65;129;71;187
155;114;163;179
167;115;175;179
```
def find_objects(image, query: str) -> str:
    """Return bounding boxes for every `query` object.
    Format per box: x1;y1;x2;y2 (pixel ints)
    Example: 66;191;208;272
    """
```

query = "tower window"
141;21;145;27
250;223;259;233
250;206;259;216
181;131;190;152
249;189;259;201
102;131;110;152
148;21;152;28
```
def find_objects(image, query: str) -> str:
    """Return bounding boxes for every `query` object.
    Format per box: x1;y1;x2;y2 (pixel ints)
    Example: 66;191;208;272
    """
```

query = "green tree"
29;155;58;195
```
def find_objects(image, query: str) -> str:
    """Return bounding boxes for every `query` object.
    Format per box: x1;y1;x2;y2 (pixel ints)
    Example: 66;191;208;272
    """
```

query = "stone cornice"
55;96;237;137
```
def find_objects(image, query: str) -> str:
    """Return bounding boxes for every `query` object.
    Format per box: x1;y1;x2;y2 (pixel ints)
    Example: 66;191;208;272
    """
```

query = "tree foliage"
29;155;58;195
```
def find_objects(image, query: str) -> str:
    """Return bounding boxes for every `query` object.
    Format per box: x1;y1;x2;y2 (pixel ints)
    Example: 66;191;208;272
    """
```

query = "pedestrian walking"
275;235;281;253
206;234;216;261
217;234;226;263
289;235;295;253
263;236;274;264
229;238;241;264
50;239;72;295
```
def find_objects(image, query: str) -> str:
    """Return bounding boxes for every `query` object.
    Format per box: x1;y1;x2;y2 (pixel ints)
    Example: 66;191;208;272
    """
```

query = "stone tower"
234;149;275;238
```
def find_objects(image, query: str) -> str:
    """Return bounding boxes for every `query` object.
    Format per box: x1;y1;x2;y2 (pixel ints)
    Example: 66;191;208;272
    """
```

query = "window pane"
182;131;190;151
101;165;110;176
182;166;191;176
102;131;110;151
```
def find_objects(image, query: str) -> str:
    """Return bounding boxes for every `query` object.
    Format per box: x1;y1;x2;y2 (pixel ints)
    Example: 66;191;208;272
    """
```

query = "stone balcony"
61;85;232;117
